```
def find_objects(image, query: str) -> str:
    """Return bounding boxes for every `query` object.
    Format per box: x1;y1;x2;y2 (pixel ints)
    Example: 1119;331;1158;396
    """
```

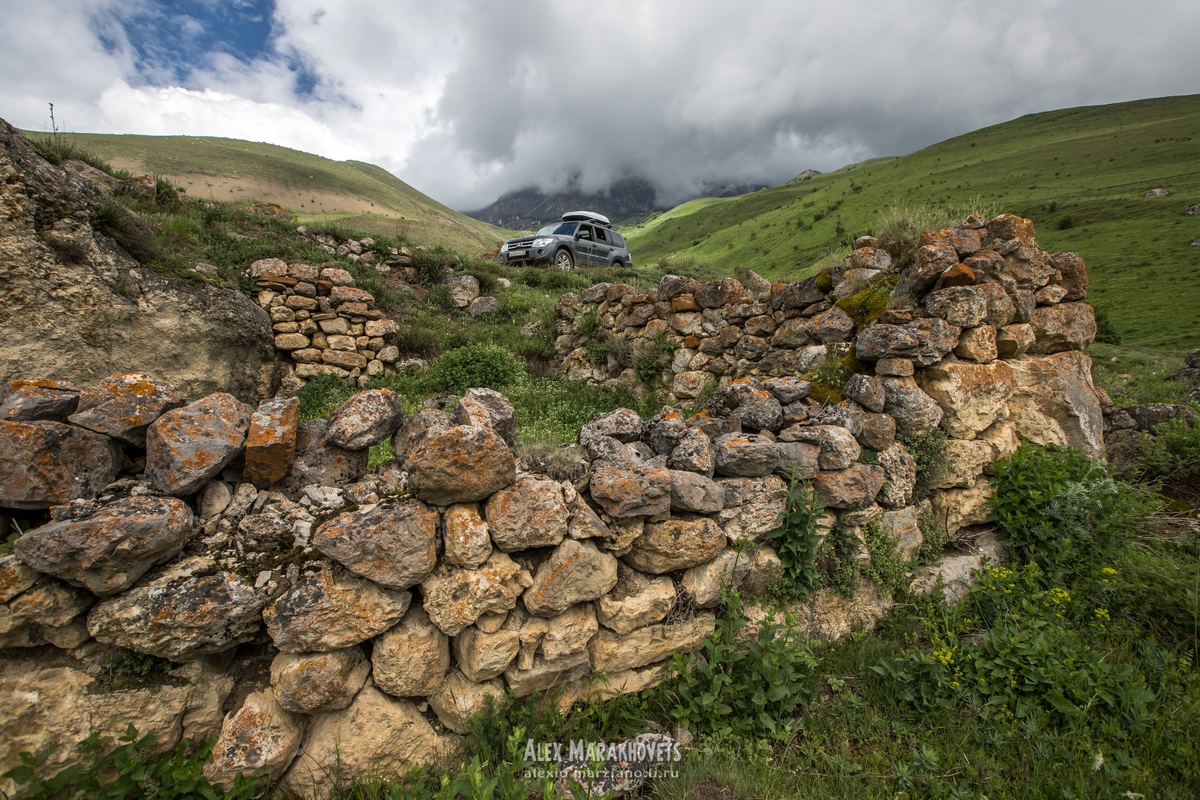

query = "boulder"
1007;351;1105;457
880;377;944;436
468;296;500;316
624;517;725;574
311;501;438;590
855;319;960;366
145;393;253;496
87;558;263;660
0;420;120;509
996;323;1036;358
589;463;671;518
443;503;492;569
444;275;480;308
0;577;94;649
879;506;924;560
715;475;787;543
917;360;1015;440
953;324;998;363
280;685;455;798
578;408;644;445
264;565;411;653
67;373;186;447
276;419;369;495
924;285;989;328
408;425;516;506
681;548;753;608
13;496;192;596
669;470;725;513
813;464;886;510
421;552;532;636
713;433;780;477
0;379;80;422
454;388;516;446
1029;303;1096;353
596;565;677;635
668;427;716;476
372;605;450;697
588;613;715;673
857;413;896;451
929;482;994;538
843;374;885;413
392;409;453;469
777;440;820;479
324;389;404;450
270;648;371;714
485;475;569;552
779;425;860;470
807;306;856;342
523;539;619;617
763;377;810;405
203;690;305;787
1050;252;1089;301
928;439;993;489
244;397;300;488
503;651;591;698
876;443;917;508
427;671;506;735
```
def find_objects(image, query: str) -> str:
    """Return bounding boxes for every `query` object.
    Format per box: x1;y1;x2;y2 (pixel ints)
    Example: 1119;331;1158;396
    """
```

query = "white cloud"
1;0;1198;210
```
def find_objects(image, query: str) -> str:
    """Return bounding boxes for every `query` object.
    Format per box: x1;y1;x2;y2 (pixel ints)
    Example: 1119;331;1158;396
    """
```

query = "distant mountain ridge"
466;176;769;230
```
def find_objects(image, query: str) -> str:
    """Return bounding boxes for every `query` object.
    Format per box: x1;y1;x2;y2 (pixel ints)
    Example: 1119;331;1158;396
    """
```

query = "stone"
878;507;924;560
67;373;186;446
1048;253;1087;300
13;496;192;596
236;512;292;551
1123;403;1197;431
588;613;715;673
746;580;893;642
264;565;411;653
453;627;520;682
771;278;825;310
669;470;725;513
1035;285;1068;305
929;439;992;489
731;392;784;431
1029;303;1096;353
812;464;886;510
324;390;404;450
777;441;820;479
312;501;438;590
911;531;1007;605
589;463;671;519
443;503;492;569
485;475;569;552
807;306;856;342
672;370;716;400
643;407;689;455
855;318;960;366
321;349;367;371
771;317;812;348
428;671;506;735
87;559;263;660
930;482;994;538
876;442;917;508
145;393;252;496
917;360;1015;440
270;648;370;714
996;323;1036;358
393;409;453;469
0;577;93;649
578;408;644;445
0;379;80;422
0;554;39;604
276;333;311;349
469;296;500;316
924;285;989;328
875;357;914;377
0;420;120;509
858;413;896;451
244;397;300;488
408;425;516;506
203;690;305;787
713;433;779;477
281;685;455;798
1007;351;1105;457
503;651;591;698
372;605;450;697
524;539;619;617
596;566;676;635
682;548;753;608
780;425;860;470
953;324;998;363
624;516;725;574
421;552;532;636
843;374;885;413
881;377;944;436
891;233;958;300
455;388;516;446
762;377;810;405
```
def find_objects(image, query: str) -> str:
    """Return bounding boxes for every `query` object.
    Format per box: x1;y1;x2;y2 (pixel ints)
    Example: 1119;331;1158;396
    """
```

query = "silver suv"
498;211;632;271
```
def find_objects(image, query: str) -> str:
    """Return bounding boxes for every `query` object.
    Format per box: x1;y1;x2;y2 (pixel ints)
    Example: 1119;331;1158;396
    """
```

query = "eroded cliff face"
0;119;278;403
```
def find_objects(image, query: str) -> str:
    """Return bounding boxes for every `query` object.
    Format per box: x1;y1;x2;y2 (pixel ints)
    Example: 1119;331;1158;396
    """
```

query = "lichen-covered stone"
578;408;643;445
917;360;1015;440
203;690;305;787
713;433;779;477
855;319;960;366
1029;303;1096;353
270;648;370;714
244;397;299;488
523;539;618;617
812;464;886;510
13;496;192;596
876;442;917;508
420;552;532;636
324;390;404;450
0;420;120;510
68;373;185;446
881;377;944;436
596;565;676;635
372;605;450;697
589;463;671;519
624;517;725;574
667;427;715;476
588;613;715;673
311;501;438;590
408;425;516;506
277;419;370;495
1007;351;1105;457
443;503;492;569
0;379;79;422
264;565;410;653
669;470;724;513
145;393;252;496
427;670;505;735
485;475;569;552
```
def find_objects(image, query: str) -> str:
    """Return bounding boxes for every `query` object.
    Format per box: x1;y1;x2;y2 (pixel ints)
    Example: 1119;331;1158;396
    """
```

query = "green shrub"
764;477;827;599
989;443;1155;583
427;284;454;311
27;134;114;174
105;649;173;679
410;248;445;285
1138;414;1200;483
1057;214;1075;230
427;345;520;394
294;373;352;422
819;526;862;597
632;331;679;385
393;324;444;358
575;309;601;340
897;429;949;500
665;591;815;737
516;267;542;288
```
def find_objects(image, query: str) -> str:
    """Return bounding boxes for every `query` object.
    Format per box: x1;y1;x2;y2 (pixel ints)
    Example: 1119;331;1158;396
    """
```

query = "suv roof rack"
561;210;612;227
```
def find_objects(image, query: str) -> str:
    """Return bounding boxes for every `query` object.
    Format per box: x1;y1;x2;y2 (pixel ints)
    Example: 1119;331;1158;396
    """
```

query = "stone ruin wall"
0;212;1110;797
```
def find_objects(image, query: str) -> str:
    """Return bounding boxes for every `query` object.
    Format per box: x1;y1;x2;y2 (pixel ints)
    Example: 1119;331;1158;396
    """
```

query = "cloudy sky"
2;0;1198;210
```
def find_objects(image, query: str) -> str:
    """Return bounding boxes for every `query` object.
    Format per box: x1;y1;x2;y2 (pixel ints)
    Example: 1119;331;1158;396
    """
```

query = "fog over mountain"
1;0;1198;210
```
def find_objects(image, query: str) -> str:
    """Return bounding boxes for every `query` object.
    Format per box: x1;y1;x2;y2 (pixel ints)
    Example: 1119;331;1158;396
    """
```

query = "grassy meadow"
624;94;1200;352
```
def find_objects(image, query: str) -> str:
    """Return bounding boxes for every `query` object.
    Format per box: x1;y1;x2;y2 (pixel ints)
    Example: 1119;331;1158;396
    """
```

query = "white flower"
1092;752;1104;772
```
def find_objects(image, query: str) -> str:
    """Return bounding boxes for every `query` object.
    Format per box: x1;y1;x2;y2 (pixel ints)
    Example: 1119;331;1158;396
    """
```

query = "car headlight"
532;237;555;248
500;242;510;252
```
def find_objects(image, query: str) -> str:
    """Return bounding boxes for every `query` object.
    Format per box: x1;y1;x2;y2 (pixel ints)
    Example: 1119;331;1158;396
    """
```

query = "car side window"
595;227;608;243
610;232;625;248
578;225;593;239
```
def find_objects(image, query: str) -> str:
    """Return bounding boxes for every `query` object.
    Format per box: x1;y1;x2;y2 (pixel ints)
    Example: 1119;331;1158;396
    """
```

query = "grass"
624;94;1200;351
40;131;517;255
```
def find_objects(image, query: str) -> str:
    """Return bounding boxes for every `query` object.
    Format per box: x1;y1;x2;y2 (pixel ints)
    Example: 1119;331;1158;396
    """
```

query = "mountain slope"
43;132;513;254
624;95;1200;350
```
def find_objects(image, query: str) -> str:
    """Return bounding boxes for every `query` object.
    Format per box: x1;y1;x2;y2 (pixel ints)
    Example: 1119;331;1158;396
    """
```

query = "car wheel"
611;260;623;270
554;248;575;272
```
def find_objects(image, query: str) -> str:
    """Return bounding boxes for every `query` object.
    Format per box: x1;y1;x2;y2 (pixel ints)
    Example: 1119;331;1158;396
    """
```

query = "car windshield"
536;222;577;236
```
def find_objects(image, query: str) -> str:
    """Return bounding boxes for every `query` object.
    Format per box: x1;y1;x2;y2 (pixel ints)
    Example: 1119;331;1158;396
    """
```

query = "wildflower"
1092;752;1104;772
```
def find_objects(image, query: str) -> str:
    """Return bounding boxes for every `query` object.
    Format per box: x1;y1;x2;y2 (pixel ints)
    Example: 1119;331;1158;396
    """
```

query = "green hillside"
45;132;515;254
624;95;1200;350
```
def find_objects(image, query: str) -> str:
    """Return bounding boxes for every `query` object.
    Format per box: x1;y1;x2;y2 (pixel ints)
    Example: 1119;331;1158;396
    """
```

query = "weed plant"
764;476;827;599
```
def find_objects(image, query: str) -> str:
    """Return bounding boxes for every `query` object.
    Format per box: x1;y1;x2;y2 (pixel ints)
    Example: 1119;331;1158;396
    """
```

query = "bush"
427;345;520;394
765;477;827;599
1138;414;1200;484
989;443;1155;583
410;248;445;285
632;331;679;386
